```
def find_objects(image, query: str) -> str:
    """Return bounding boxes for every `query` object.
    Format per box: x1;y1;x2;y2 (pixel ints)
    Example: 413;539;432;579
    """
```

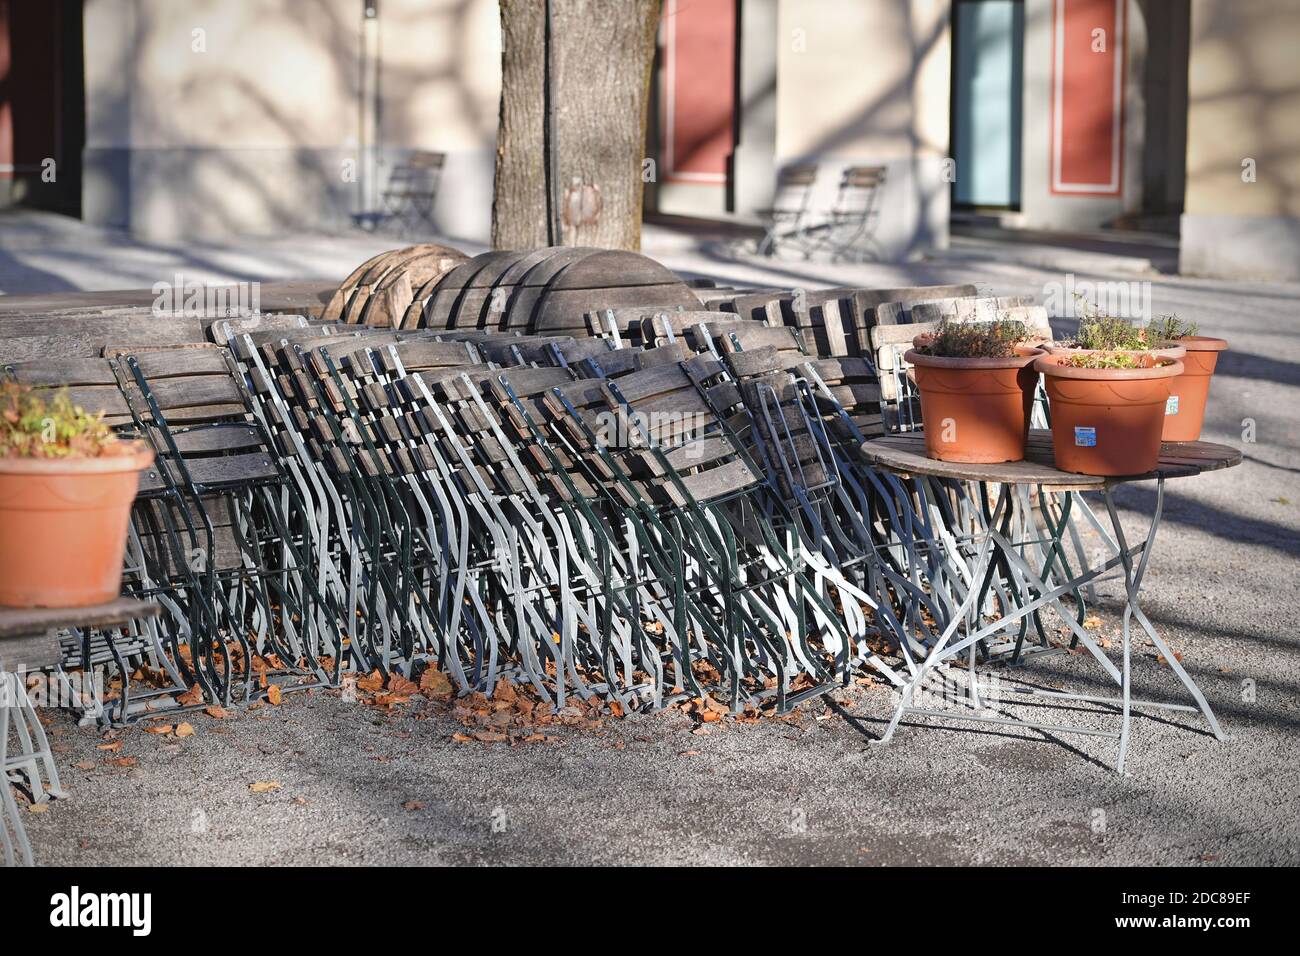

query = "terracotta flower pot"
0;442;153;608
905;346;1044;463
1161;336;1227;442
1035;354;1182;476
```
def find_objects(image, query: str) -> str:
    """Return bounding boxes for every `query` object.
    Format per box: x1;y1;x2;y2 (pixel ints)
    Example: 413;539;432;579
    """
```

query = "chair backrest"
383;151;445;197
772;163;818;214
0;311;208;363
879;294;1033;326
832;166;886;217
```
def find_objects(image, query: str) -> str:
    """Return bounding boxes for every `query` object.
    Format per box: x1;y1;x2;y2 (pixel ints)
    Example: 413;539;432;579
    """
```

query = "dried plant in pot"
0;382;153;607
904;318;1044;463
1035;351;1183;476
1145;315;1227;442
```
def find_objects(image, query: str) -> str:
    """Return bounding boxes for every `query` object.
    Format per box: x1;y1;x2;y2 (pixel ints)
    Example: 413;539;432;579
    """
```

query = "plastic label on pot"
1074;426;1097;447
1166;395;1179;416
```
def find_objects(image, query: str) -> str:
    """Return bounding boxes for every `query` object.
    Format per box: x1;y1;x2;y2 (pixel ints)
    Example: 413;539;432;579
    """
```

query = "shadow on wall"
85;0;498;243
1183;0;1300;220
1178;0;1300;279
779;2;950;262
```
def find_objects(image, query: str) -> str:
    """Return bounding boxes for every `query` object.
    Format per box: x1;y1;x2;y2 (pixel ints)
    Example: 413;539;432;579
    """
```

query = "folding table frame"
860;432;1241;772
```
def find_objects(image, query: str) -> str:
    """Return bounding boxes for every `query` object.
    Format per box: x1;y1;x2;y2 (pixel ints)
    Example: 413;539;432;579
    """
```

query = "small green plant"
1146;313;1199;341
0;380;121;459
1061;352;1165;370
1073;315;1148;351
916;318;1029;359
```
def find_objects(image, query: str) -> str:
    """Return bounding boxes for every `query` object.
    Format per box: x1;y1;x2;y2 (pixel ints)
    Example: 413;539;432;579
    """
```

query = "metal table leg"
873;477;1225;771
1;672;36;867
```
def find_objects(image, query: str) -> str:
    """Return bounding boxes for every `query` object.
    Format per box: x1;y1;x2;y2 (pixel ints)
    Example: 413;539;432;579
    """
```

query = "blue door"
953;0;1023;207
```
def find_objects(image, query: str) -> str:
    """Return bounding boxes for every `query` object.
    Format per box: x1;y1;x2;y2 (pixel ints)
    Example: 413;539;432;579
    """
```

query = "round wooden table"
859;428;1242;491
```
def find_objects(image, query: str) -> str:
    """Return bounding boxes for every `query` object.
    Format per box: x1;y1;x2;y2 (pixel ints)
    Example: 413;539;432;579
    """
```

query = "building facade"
1;0;1296;278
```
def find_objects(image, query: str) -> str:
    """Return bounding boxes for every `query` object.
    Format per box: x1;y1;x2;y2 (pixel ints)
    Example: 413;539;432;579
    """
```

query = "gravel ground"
7;215;1300;866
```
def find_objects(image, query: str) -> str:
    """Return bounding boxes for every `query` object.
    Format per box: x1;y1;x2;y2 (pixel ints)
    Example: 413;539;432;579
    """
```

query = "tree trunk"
492;0;661;251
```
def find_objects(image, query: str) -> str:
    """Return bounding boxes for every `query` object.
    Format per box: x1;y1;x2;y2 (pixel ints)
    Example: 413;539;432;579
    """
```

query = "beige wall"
1184;0;1300;219
83;0;501;241
379;0;501;152
1181;0;1300;279
774;0;951;258
776;0;949;159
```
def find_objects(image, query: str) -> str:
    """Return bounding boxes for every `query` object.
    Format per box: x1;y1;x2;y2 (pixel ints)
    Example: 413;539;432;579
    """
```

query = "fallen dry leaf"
472;730;507;743
106;757;138;768
1083;616;1103;630
71;761;96;771
27;804;49;814
402;801;426;811
420;668;454;700
249;781;282;794
177;685;204;706
266;684;283;706
96;741;124;753
388;674;419;697
174;722;195;738
678;749;701;757
357;670;385;693
701;695;729;716
205;706;233;719
142;724;174;736
451;732;474;743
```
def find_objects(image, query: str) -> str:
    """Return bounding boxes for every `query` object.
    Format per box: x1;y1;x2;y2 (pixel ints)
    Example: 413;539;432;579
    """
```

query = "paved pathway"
7;211;1299;865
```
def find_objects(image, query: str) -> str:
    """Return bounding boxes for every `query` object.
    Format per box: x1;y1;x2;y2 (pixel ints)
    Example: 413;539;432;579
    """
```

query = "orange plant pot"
1036;355;1182;476
1161;336;1227;442
905;347;1043;463
0;443;153;608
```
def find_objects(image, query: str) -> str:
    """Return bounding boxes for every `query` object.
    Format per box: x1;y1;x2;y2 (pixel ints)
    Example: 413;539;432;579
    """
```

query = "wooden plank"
0;597;158;640
678;457;760;502
531;284;700;333
208;313;308;346
0;317;207;362
803;357;873;381
181;451;280;487
140;375;244;411
52;385;132;418
0;631;61;671
121;347;231;379
606;364;693;404
5;357;117;386
152;424;263;454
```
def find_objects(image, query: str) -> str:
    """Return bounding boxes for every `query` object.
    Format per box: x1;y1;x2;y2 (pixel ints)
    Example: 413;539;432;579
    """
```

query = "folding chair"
756;164;819;257
806;165;887;263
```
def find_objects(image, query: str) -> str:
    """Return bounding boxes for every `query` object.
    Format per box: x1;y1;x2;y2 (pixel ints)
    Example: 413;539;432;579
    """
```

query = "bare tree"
492;0;661;251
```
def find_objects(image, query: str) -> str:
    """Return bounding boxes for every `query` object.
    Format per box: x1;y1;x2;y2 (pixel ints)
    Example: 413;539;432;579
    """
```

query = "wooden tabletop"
859;429;1242;490
0;281;335;318
0;597;159;641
